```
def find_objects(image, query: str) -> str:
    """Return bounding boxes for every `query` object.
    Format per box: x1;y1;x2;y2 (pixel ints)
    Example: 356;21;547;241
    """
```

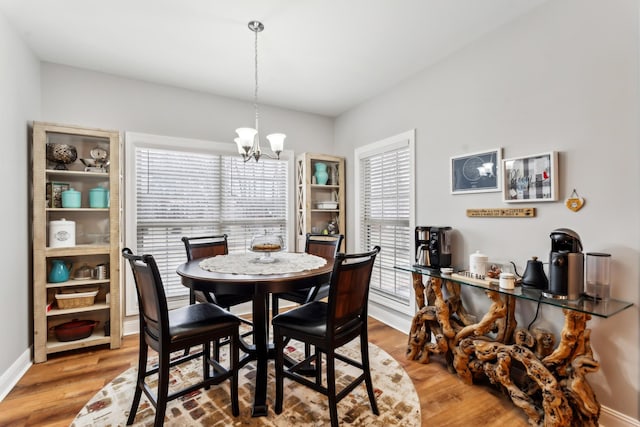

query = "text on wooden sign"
466;208;536;218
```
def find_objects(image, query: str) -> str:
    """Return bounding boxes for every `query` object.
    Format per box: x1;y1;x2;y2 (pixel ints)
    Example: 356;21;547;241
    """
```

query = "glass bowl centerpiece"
250;232;284;263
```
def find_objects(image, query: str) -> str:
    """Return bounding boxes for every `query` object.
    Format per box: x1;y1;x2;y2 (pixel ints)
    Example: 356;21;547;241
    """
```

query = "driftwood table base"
407;272;600;427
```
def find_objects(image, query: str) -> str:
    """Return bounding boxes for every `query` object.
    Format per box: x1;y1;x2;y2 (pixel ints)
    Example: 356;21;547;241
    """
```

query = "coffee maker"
544;228;584;300
415;226;452;268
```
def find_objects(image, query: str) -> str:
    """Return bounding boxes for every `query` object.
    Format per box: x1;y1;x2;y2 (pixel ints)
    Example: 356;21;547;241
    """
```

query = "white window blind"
220;156;288;251
135;147;288;299
357;136;413;306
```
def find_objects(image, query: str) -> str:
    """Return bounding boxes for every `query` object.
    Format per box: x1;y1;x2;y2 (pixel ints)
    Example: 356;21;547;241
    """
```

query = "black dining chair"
271;233;343;317
182;235;253;308
272;246;381;427
182;235;253;347
122;248;240;427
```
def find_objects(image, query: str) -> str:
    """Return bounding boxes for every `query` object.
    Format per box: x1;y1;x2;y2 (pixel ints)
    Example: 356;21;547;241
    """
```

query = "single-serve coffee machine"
415;226;452;268
544;228;584;300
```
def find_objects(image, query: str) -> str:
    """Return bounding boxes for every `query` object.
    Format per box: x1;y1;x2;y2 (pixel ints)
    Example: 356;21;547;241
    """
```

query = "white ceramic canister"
49;218;76;248
469;250;488;276
499;272;516;290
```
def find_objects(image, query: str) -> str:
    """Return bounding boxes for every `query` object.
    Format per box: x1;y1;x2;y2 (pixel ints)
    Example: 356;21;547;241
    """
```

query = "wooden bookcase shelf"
295;153;345;252
32;121;122;363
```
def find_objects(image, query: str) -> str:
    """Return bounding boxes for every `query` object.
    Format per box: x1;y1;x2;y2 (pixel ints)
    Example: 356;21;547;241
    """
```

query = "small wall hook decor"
565;189;585;212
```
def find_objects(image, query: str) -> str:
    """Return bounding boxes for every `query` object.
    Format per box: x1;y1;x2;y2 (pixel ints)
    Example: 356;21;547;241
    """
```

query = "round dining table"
176;252;333;417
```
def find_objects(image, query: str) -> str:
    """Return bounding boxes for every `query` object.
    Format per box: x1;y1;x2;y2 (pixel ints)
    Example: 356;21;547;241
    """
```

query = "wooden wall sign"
466;208;536;218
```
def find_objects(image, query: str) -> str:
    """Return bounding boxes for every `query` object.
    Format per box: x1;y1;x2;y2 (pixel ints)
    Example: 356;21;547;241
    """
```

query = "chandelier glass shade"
235;20;285;162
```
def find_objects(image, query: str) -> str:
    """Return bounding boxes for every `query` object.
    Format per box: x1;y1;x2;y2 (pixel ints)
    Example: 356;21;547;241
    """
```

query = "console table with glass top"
395;264;633;427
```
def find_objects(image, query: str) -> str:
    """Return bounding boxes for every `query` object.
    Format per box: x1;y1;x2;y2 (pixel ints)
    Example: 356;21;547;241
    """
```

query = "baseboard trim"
123;317;139;336
0;347;32;402
368;300;411;334
599;406;640;427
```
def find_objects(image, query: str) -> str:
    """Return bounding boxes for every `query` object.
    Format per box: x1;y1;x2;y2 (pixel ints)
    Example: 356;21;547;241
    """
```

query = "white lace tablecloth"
199;252;327;275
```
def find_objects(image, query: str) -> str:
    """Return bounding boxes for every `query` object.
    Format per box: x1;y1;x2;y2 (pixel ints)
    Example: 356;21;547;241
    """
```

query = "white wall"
0;11;40;397
41;63;334;157
2;0;638;422
0;35;334;396
39;64;335;325
335;0;639;421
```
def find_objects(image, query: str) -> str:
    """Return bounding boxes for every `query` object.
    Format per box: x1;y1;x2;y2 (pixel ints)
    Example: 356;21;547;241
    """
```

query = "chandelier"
235;20;285;162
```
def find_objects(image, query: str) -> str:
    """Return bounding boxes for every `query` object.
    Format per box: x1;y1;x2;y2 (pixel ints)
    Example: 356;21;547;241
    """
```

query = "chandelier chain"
234;20;284;162
254;24;259;136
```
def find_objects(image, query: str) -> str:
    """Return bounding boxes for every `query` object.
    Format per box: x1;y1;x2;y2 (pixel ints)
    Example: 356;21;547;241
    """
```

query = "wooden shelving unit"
32;121;121;363
295;153;345;252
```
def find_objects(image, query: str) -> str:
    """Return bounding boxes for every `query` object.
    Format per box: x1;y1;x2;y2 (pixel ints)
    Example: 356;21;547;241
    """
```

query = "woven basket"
55;290;98;309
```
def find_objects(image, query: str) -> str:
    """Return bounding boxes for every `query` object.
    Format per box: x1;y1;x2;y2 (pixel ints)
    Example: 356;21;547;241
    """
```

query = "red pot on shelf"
51;319;99;342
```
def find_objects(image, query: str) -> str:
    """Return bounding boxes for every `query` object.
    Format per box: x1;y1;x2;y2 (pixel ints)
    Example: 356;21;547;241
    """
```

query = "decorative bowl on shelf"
46;143;78;170
315;201;338;210
51;319;99;341
73;264;93;280
250;232;284;263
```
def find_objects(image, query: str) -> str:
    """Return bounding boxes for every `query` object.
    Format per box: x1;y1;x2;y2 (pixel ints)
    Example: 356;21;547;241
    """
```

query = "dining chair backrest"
122;248;169;344
305;233;344;259
182;234;229;261
326;246;380;336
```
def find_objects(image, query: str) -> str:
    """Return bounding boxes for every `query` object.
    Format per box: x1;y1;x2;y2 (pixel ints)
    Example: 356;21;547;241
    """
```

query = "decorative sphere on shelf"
46;143;78;170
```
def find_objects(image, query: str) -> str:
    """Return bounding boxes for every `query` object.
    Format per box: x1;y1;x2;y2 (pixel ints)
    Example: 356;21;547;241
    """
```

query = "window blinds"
359;145;412;303
136;147;288;298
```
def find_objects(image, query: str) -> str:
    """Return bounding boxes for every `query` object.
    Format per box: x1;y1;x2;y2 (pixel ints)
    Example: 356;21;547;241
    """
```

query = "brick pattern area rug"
71;339;420;426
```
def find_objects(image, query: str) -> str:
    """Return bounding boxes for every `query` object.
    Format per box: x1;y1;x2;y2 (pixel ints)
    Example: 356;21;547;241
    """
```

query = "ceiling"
0;0;549;117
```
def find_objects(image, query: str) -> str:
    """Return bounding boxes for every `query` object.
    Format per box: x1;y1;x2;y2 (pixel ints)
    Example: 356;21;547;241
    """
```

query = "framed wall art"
503;151;558;203
450;148;502;194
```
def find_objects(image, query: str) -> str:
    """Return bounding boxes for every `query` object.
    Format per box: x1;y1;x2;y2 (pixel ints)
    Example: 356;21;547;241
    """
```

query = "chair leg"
213;338;221;361
361;333;379;415
274;330;285;414
271;294;279;317
183;290;197;357
203;341;211;389
230;332;240;416
315;349;322;385
154;352;170;427
304;343;313;359
127;342;148;425
326;349;339;427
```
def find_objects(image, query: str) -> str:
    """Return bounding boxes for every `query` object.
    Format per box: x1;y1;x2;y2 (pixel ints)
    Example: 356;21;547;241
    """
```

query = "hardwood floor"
0;317;528;426
367;318;528;427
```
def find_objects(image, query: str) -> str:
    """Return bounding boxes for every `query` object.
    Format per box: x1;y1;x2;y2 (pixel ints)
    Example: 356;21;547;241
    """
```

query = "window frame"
123;132;294;315
354;129;416;315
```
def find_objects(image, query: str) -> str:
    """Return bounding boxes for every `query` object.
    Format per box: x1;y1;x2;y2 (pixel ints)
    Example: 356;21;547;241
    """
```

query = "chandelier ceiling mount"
234;20;285;162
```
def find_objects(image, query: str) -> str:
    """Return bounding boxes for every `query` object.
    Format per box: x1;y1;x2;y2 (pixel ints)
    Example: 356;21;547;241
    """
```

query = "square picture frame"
450;148;502;194
502;151;558;203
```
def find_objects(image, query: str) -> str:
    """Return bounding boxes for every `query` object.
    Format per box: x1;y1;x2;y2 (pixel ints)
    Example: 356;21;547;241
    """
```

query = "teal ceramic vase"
314;162;329;185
